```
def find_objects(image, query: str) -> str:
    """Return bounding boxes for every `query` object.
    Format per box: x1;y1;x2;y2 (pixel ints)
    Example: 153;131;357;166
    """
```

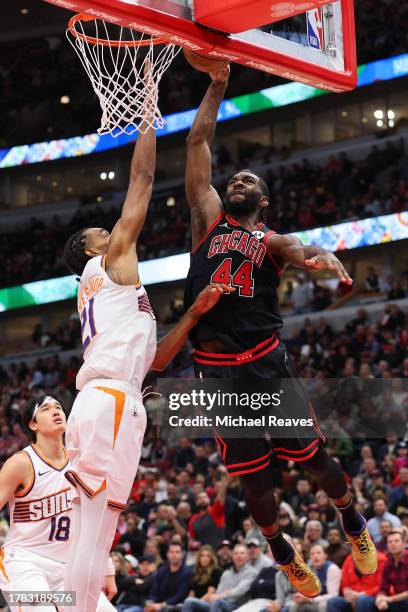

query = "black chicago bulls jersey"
184;212;283;351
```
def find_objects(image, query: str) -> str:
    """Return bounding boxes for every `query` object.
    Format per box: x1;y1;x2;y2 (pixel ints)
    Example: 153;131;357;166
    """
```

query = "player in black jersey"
183;64;377;597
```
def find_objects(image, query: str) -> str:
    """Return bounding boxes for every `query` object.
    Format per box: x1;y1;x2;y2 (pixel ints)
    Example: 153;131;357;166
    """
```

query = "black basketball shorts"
194;335;325;477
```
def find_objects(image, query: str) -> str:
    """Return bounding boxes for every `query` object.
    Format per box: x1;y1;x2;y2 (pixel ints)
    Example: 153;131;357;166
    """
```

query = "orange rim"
68;13;170;47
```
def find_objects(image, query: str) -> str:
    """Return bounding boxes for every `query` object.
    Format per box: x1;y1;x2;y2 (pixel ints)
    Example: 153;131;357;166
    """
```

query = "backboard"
43;0;356;92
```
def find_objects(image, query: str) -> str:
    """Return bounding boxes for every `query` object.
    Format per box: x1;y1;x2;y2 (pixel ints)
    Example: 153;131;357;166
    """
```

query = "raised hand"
304;252;353;284
210;64;230;83
190;283;235;317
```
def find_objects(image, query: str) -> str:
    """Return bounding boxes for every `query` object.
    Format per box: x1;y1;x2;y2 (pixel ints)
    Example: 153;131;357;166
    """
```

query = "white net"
67;15;181;136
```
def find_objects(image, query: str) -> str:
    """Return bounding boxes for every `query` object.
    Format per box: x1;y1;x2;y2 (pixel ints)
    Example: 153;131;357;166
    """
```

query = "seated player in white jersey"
62;96;233;612
0;394;116;612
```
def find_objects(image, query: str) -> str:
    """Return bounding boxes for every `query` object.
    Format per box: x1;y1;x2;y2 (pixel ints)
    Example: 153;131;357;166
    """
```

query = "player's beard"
224;191;260;216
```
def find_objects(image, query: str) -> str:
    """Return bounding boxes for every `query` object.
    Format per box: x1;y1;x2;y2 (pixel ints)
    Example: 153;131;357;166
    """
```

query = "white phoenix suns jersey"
76;255;157;391
5;445;74;563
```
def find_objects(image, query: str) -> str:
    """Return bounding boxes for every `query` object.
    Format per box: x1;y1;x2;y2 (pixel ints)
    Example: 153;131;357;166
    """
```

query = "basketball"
183;48;229;73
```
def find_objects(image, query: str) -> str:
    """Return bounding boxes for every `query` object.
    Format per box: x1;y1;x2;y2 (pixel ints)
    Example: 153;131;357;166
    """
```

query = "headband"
32;396;63;420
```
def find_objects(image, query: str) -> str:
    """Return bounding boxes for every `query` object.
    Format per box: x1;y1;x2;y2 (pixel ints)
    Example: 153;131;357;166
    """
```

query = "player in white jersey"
61;96;165;612
0;394;116;612
62;95;233;611
0;278;228;612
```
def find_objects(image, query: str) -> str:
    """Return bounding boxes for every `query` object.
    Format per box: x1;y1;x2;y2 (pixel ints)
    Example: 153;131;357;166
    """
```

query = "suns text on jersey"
207;231;266;268
14;488;73;522
78;276;104;312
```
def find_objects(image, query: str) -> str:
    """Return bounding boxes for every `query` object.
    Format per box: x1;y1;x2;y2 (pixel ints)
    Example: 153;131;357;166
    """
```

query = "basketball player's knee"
240;469;272;498
299;449;329;474
299;450;348;499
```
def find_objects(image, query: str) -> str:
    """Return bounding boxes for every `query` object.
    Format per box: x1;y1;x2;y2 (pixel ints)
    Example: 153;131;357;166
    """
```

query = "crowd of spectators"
279;265;408;316
0;208;407;610
0;315;82;358
0;0;406;148
1;141;407;289
0;301;406;467
282;276;336;314
0;354;80;446
355;0;408;64
0;299;407;610
103;463;408;612
31;317;81;351
1;5;407;606
364;267;408;302
286;303;407;380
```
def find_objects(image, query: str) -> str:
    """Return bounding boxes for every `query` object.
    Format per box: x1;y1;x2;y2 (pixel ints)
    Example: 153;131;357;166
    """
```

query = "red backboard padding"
43;0;357;92
194;0;336;33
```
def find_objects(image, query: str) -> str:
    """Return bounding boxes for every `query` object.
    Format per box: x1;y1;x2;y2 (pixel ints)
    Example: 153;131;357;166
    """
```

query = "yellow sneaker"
345;527;378;575
278;550;322;598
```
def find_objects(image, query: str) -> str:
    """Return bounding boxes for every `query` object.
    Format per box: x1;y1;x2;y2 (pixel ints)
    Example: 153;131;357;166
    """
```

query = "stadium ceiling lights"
374;109;396;128
100;171;115;181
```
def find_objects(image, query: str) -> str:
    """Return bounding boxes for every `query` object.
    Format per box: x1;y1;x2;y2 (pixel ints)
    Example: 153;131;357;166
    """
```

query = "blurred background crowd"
0;0;408;609
1;141;407;289
0;298;407;610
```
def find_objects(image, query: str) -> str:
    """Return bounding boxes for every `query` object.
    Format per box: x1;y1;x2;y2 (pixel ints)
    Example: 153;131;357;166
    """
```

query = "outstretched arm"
150;283;234;371
105;120;156;285
185;67;230;249
267;234;352;284
106;64;157;285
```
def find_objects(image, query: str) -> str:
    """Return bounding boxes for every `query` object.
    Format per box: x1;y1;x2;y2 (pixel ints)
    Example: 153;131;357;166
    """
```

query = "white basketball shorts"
65;379;147;512
0;545;114;611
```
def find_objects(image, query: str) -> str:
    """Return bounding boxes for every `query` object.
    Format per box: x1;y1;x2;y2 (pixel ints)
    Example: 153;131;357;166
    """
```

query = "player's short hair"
23;394;65;442
23;411;36;442
63;228;92;276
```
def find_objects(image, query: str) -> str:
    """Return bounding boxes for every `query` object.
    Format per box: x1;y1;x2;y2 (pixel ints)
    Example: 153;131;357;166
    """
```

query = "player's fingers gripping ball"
183;48;229;74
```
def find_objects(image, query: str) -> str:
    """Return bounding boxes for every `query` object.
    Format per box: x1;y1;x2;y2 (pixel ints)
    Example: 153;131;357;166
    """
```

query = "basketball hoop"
67;13;181;136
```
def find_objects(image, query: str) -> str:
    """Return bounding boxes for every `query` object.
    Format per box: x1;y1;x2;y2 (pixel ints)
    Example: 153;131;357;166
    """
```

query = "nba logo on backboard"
307;8;323;51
